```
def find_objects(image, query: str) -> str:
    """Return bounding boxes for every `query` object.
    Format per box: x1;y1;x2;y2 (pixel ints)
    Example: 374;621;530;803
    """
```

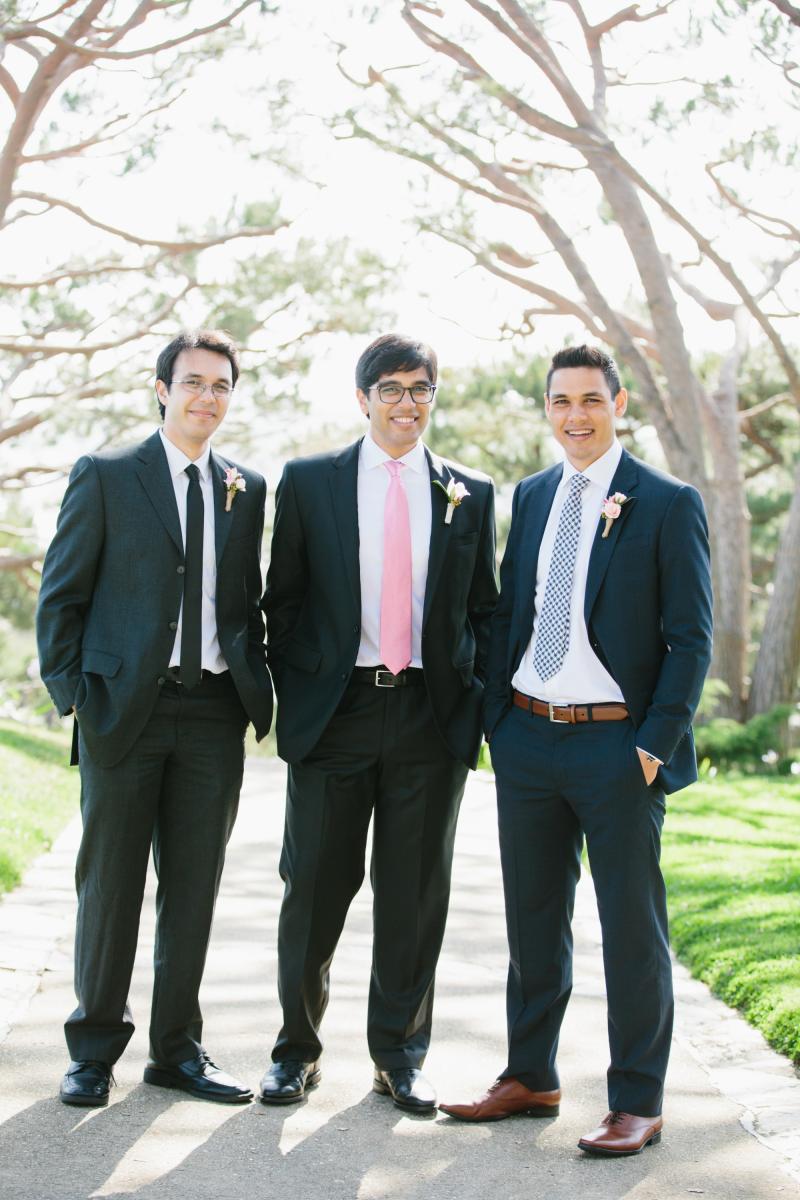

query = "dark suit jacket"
37;431;272;768
263;438;498;768
483;448;713;794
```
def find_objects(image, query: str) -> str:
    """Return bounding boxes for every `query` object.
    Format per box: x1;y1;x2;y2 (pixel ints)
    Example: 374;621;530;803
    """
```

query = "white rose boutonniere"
434;476;470;525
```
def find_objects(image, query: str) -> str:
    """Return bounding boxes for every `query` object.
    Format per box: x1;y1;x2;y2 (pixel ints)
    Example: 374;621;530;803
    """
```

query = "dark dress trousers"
263;438;498;1067
483;449;713;1116
36;431;272;1065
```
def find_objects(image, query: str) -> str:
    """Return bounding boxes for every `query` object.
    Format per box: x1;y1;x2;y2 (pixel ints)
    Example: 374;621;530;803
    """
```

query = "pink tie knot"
384;460;405;478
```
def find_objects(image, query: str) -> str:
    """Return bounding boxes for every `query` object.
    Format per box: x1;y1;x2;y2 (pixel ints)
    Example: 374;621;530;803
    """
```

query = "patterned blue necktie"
533;472;590;681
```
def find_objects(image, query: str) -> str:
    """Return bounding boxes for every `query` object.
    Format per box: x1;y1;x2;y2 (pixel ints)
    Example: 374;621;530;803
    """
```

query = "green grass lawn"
662;773;800;1065
0;720;79;894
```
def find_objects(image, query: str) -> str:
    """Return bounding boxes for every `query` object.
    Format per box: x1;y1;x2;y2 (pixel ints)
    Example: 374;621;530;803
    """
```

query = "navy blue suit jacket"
483;449;713;794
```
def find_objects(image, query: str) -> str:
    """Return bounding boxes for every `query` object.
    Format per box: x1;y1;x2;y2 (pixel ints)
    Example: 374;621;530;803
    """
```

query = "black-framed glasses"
174;378;232;401
369;382;437;405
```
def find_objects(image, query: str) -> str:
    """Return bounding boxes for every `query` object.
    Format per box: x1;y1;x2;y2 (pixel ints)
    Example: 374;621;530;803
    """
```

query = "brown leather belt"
513;689;628;724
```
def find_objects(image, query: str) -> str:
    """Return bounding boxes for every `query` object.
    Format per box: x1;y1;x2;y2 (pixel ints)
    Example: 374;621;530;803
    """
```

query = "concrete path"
1;758;799;1200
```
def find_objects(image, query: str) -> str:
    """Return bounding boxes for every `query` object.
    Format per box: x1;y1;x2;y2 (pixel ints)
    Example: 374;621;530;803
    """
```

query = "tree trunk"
747;452;800;714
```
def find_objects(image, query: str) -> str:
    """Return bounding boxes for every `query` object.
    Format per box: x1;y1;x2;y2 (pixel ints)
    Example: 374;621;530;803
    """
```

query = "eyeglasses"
174;378;233;401
369;382;437;405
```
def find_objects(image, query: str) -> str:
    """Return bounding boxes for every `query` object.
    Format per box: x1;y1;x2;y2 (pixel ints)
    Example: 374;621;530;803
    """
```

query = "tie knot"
570;472;589;495
384;460;405;479
185;464;200;483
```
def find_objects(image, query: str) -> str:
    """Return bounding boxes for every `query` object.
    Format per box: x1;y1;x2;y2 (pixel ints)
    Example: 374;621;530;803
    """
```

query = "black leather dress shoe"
373;1068;437;1113
258;1060;321;1105
59;1060;113;1107
143;1052;253;1104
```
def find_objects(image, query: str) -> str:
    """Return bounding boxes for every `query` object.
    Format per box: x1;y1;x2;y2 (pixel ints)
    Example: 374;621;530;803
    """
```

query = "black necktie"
180;463;203;690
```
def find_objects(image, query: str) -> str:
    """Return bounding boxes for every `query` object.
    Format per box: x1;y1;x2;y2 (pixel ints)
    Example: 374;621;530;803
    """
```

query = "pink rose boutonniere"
600;492;629;538
434;476;470;525
224;466;246;512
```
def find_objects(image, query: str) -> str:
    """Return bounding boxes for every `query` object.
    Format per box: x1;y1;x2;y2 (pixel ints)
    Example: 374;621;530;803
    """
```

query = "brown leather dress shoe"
439;1077;561;1122
578;1111;663;1155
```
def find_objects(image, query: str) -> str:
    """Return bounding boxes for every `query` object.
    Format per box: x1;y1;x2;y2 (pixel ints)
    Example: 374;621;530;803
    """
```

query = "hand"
636;747;659;785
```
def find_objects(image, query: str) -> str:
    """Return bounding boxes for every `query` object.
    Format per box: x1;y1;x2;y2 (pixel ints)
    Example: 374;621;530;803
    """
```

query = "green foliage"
663;774;800;1063
694;704;796;770
0;721;79;894
429;356;550;492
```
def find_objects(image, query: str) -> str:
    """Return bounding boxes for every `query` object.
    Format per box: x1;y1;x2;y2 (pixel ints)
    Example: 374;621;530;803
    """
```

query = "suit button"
177;565;185;574
341;673;347;680
157;676;166;686
169;621;178;631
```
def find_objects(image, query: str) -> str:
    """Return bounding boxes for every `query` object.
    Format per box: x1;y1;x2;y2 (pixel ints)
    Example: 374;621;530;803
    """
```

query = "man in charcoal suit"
37;329;272;1107
439;344;713;1155
258;333;498;1113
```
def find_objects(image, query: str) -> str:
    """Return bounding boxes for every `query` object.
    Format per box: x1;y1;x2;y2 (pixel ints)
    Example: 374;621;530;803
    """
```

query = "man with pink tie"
258;334;498;1113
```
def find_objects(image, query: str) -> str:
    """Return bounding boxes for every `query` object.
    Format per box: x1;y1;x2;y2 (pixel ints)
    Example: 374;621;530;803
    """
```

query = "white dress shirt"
356;432;432;668
159;430;227;674
513;439;625;704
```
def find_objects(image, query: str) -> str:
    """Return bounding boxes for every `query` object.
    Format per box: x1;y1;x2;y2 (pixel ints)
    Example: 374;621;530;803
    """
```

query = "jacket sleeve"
468;479;499;683
36;456;105;716
246;475;268;657
635;484;713;763
482;479;522;738
261;463;308;680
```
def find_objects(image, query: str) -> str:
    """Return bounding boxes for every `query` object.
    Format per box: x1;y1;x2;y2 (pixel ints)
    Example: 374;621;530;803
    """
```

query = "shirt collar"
560;438;622;493
360;432;428;474
159;429;212;482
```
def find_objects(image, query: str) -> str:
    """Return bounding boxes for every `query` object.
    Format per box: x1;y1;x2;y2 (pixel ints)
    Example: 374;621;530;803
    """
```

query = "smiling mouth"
566;428;593;437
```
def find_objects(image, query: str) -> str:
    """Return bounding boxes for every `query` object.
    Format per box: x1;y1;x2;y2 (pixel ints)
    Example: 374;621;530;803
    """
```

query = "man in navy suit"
440;345;712;1155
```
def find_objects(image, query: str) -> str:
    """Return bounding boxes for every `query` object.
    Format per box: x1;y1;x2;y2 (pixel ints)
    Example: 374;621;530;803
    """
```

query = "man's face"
357;366;433;459
157;348;233;455
545;366;627;469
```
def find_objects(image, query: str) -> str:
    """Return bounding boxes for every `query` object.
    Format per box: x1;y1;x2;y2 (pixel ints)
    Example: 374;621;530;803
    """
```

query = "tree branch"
4;1;260;62
764;0;800;25
0;67;21;108
20;94;184;163
11;191;288;251
706;162;800;241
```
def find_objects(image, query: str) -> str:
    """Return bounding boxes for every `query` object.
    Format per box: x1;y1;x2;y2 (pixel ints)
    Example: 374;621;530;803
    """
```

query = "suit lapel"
422;447;451;626
329;439;361;611
211;450;234;565
583;449;640;621
515;465;561;663
135;431;183;555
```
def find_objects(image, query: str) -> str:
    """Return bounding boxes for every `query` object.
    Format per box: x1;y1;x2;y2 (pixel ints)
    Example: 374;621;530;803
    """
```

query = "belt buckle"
375;669;397;688
548;701;570;724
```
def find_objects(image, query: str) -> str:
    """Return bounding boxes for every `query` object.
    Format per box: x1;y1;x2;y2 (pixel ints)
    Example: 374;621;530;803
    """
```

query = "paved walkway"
1;758;799;1200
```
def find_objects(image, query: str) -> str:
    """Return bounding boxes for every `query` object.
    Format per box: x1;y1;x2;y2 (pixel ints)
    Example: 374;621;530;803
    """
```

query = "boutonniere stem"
224;466;246;512
434;476;470;525
600;492;629;538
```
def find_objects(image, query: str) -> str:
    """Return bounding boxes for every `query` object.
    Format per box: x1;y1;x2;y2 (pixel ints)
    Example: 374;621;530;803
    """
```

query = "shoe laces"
605;1111;628;1125
69;1060;115;1084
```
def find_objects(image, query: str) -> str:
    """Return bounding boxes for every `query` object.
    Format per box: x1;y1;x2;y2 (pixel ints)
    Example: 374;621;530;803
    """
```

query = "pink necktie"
380;460;412;676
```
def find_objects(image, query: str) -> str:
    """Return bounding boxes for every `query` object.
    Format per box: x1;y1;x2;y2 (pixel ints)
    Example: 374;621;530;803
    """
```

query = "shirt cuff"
636;746;663;766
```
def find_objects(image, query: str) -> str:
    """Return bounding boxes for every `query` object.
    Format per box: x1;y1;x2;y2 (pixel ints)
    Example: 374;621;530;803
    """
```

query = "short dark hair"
546;344;622;399
355;333;438;395
155;329;240;419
